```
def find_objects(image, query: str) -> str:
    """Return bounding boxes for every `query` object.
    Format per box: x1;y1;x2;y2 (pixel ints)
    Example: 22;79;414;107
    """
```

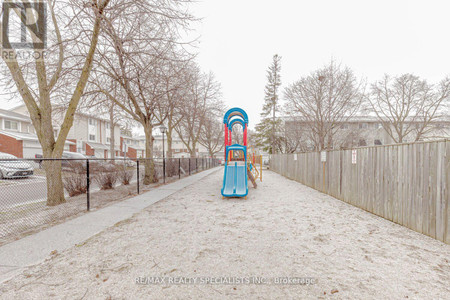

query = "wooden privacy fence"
270;139;449;244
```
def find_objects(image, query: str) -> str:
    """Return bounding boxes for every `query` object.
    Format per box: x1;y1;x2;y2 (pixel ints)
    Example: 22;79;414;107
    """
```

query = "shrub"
118;166;133;185
166;158;178;177
63;165;87;197
94;168;118;190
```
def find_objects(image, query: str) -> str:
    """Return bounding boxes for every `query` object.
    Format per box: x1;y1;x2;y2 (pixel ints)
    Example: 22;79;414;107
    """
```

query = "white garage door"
23;147;42;159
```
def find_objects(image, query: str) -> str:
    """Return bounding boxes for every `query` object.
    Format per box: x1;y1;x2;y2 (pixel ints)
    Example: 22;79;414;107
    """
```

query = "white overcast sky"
1;0;450;130
191;0;450;129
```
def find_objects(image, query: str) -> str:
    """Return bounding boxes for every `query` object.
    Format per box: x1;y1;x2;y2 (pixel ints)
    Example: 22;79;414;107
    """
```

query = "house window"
359;123;368;129
375;123;382;129
107;137;111;143
89;134;96;141
4;120;18;130
359;139;367;146
374;139;382;145
340;124;349;129
88;119;96;125
106;123;110;129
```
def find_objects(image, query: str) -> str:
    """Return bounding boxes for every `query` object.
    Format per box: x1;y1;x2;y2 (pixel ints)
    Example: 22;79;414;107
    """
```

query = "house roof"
282;114;450;123
129;145;146;151
0;109;31;122
12;104;121;126
0;130;38;141
86;142;109;150
0;130;76;145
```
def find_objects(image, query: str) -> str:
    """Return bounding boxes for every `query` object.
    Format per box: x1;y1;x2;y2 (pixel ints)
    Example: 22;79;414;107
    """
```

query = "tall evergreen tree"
255;54;282;154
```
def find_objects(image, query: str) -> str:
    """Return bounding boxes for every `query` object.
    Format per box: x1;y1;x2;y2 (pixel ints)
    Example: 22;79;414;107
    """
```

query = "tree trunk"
167;127;173;158
327;132;333;150
143;125;157;184
41;136;65;206
109;105;115;159
272;102;276;154
43;159;65;206
37;106;66;206
190;141;197;158
318;133;325;151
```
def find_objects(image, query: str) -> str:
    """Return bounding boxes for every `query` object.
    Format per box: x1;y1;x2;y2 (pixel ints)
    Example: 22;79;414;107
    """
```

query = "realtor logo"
2;0;47;50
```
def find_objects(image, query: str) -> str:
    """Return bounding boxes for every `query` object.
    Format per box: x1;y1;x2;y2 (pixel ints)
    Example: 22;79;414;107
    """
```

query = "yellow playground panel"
227;147;261;189
248;153;262;182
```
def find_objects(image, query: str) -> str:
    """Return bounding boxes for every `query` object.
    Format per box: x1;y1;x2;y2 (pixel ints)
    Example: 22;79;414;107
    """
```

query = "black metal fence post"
178;158;181;179
188;158;191;175
86;159;90;211
137;159;140;194
163;158;166;184
196;158;198;173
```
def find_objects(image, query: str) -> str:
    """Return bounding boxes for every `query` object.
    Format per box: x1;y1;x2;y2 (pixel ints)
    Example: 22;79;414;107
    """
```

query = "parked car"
36;152;115;172
62;152;117;172
61;151;90;170
35;152;86;169
0;152;34;179
114;156;137;167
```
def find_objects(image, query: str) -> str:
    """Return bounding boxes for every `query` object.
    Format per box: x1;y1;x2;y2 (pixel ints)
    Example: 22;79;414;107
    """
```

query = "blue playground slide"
221;162;248;197
221;108;249;198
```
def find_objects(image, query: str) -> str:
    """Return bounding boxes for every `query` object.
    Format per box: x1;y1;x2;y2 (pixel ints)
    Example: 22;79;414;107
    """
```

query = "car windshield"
63;152;87;159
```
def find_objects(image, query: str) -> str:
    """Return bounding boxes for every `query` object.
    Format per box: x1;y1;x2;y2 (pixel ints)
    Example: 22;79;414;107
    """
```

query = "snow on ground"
0;170;449;299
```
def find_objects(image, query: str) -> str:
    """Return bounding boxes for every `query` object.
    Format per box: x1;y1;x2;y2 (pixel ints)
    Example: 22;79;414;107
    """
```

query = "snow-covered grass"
0;170;449;299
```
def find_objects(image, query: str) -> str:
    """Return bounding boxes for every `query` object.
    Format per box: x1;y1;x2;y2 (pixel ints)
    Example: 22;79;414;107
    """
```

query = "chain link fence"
0;156;220;246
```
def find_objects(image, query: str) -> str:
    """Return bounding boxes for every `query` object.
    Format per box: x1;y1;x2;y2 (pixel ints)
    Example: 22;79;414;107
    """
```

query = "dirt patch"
1;170;449;299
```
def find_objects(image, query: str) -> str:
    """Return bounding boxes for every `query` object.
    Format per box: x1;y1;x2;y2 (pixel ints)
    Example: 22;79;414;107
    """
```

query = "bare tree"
175;68;222;158
368;74;450;143
81;80;132;159
281;119;310;153
0;0;111;205
155;61;193;158
284;61;364;151
231;126;243;145
89;0;194;184
198;116;223;157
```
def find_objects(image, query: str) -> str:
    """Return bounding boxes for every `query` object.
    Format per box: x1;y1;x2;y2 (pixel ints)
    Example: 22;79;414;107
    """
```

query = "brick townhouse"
1;106;219;159
0;108;74;158
151;133;211;158
120;132;145;159
3;105;121;158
